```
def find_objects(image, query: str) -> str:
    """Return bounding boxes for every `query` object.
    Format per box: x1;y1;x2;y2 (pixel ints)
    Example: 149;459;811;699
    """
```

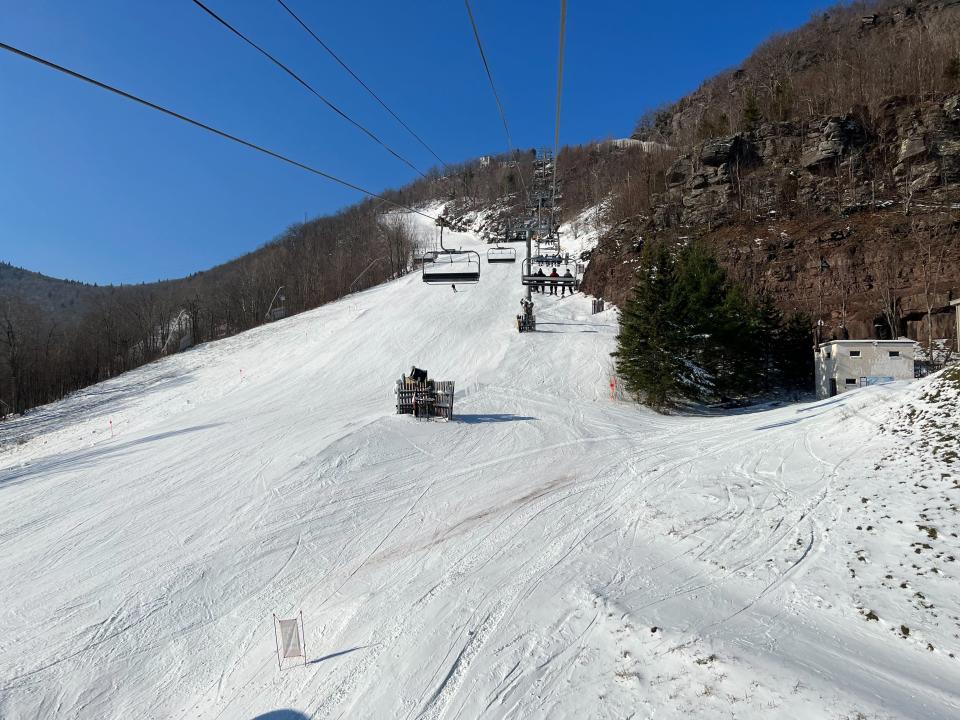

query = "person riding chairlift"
533;267;546;293
548;268;560;295
560;268;574;297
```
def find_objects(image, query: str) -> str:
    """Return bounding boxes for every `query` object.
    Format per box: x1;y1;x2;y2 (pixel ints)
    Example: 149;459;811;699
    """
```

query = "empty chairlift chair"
508;227;528;243
421;217;481;285
487;246;517;263
421;249;481;284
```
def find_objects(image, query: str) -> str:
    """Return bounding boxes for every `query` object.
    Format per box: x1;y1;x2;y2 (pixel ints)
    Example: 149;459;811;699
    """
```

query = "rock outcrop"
581;93;960;344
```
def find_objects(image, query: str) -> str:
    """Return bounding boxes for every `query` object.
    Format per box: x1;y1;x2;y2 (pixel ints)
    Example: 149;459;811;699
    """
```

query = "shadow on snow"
0;424;223;490
307;644;376;665
453;414;537;424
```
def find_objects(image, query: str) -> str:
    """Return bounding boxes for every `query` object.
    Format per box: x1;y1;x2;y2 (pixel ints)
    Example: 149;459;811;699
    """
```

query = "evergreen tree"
614;242;683;408
713;283;763;400
741;91;763;131
945;56;960;83
777;313;815;393
670;241;729;400
615;241;814;411
751;294;786;392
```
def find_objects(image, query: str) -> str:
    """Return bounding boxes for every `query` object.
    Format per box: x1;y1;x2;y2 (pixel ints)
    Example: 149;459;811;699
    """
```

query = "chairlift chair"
521;257;579;289
537;235;561;254
421;218;480;284
422;249;481;284
487;246;517;263
530;253;568;267
505;224;529;243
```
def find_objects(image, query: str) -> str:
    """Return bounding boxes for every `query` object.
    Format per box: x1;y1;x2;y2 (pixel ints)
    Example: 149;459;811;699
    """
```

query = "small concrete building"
815;339;916;399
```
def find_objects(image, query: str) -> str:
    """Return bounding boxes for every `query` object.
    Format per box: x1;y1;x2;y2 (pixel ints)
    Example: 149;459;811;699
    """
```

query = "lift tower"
518;148;562;332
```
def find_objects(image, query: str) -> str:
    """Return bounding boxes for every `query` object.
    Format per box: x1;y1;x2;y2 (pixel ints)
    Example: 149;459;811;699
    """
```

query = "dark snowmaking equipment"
395;367;455;420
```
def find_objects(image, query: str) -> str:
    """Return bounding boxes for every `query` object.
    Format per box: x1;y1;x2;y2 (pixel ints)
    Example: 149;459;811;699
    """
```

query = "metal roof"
818;339;916;346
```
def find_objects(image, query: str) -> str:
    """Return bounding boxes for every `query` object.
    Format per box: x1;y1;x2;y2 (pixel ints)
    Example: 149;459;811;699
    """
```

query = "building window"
889;350;900;357
849;350;861;357
824;351;831;358
845;378;857;386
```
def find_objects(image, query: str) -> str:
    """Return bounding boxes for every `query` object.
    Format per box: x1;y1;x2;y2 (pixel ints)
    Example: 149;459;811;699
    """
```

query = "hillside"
1;212;959;719
0;262;110;320
580;0;960;345
0;202;422;416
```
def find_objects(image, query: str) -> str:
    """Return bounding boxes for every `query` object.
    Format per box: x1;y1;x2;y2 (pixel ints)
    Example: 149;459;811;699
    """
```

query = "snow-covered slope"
1;219;958;720
559;201;608;259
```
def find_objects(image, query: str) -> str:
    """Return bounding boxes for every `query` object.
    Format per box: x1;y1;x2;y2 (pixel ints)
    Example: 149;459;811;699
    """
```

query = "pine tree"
615;242;815;410
712;284;763;401
741;91;762;131
614;242;683;408
751;294;785;392
670;242;729;400
945;56;960;83
777;313;815;393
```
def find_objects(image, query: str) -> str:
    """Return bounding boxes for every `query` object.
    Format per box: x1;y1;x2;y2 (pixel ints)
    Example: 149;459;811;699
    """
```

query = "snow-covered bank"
559;200;608;259
1;218;958;719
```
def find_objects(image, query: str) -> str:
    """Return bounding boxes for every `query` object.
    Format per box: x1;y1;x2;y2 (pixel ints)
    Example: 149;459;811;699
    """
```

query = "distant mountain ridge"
0;262;110;320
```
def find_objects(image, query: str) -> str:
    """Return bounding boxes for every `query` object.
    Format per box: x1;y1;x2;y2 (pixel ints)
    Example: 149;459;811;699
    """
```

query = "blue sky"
0;0;834;285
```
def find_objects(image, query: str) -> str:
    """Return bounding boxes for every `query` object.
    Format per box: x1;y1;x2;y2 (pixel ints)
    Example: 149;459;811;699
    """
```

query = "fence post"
300;610;306;666
273;614;281;671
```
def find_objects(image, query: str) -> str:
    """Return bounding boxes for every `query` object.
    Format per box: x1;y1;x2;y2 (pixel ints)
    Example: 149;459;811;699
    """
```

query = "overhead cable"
275;0;448;171
191;0;429;179
551;0;568;206
0;41;437;220
463;0;529;202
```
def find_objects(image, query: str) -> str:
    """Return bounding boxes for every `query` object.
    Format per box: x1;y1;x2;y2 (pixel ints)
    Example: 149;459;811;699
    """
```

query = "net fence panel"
279;618;303;658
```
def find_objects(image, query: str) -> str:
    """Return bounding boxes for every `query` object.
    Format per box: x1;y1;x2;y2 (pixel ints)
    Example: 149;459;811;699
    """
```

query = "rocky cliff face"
581;92;960;345
656;94;960;227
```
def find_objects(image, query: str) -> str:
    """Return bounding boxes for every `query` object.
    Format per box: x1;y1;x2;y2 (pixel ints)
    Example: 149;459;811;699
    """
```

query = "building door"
829;378;837;397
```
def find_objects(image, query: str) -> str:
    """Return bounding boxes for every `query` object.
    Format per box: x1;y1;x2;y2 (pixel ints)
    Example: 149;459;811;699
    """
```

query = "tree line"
636;0;960;149
0;204;420;418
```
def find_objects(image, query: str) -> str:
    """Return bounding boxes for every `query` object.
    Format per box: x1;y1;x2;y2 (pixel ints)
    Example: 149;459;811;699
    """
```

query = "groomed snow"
1;217;958;719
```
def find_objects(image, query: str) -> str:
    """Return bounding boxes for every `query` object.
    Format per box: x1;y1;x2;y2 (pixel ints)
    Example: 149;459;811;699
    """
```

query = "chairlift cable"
190;0;430;180
463;0;529;204
551;0;568;212
274;0;449;171
0;41;438;221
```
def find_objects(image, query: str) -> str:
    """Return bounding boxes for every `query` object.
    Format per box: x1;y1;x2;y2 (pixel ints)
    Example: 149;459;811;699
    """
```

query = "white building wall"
814;341;915;399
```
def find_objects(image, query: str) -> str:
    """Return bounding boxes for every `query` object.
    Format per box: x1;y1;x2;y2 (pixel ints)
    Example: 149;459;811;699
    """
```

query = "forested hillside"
0;204;419;416
3;0;959;416
581;0;960;347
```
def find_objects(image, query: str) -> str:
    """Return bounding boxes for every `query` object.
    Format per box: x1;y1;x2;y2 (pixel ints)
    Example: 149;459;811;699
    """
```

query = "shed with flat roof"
814;339;915;399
